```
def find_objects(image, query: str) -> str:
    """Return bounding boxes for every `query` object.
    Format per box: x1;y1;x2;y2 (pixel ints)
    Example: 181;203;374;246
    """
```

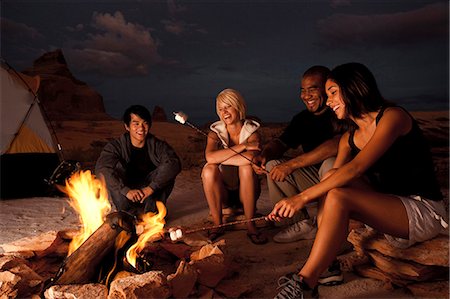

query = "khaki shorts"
385;195;448;248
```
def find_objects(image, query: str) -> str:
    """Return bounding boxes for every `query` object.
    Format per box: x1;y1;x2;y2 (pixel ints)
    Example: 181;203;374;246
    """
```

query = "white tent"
1;65;56;154
1;64;61;198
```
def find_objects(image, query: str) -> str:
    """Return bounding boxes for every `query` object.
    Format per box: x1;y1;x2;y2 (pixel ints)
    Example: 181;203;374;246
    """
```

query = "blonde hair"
216;88;247;120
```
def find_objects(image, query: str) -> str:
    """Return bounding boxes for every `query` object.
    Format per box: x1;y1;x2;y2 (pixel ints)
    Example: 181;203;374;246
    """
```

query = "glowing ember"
126;201;167;268
63;170;111;255
173;111;188;124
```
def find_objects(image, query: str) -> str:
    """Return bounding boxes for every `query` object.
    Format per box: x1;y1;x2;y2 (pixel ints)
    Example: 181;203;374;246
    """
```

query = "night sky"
2;0;449;124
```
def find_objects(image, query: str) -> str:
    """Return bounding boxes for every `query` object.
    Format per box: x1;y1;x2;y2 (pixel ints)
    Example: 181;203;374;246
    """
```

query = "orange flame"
64;170;111;255
126;201;166;268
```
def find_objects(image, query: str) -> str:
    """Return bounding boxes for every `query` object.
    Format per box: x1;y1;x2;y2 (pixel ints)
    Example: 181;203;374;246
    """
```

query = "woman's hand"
268;195;306;222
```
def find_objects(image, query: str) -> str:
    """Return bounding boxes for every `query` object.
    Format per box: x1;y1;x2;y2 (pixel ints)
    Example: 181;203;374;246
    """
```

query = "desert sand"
0;111;448;298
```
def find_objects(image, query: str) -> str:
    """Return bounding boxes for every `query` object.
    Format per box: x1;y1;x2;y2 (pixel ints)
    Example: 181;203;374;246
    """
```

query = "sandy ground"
0;111;448;298
0;169;431;298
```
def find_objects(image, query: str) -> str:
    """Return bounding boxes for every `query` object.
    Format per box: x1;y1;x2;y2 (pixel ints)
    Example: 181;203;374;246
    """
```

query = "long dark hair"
328;63;388;121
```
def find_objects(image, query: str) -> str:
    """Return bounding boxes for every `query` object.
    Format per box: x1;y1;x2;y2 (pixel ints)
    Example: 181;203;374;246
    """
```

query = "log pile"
0;230;251;298
341;227;449;298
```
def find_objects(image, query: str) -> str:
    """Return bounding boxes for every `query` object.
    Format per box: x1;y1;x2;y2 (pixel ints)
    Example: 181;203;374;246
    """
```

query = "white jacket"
209;119;260;148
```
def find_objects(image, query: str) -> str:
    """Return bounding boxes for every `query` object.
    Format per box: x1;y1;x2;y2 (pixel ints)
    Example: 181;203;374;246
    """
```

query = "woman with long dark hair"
271;63;447;299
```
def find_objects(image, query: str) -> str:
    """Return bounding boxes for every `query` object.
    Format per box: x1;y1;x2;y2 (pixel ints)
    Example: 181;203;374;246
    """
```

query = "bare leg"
299;187;409;287
317;176;372;228
238;164;258;234
201;163;227;226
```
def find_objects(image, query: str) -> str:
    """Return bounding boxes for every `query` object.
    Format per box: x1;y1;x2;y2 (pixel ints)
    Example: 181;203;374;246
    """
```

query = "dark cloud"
161;17;207;36
65;11;161;76
167;0;187;17
66;24;84;32
317;2;448;47
1;18;44;42
161;19;186;35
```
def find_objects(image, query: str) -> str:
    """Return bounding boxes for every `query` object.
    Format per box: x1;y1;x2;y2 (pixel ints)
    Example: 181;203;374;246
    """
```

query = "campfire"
61;170;112;256
0;170;251;298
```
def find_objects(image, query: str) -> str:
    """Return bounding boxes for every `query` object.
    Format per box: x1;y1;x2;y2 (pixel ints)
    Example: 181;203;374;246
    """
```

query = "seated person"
202;88;267;244
95;105;181;217
253;66;341;244
271;63;447;299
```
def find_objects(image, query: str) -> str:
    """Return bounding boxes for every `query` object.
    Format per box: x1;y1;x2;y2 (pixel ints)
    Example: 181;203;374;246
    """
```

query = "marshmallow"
174;111;188;124
170;231;177;241
176;229;183;239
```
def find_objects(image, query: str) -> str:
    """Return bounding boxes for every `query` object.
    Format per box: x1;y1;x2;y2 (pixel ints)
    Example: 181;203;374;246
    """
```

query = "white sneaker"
273;219;317;243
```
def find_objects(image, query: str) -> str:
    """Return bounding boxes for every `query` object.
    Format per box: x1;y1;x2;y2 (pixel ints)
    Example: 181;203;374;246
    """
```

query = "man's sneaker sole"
273;228;317;243
317;273;344;286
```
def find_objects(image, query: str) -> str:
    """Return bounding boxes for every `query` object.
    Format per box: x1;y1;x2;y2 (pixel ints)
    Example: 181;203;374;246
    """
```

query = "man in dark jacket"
95;105;181;216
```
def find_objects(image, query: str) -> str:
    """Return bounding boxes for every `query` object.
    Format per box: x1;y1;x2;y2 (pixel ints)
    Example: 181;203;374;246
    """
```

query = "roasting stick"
173;111;269;174
183;215;267;234
166;216;268;241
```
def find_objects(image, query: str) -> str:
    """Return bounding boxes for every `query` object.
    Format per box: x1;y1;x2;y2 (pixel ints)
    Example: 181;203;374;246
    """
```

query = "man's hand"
251;154;267;175
126;186;154;203
126;189;145;202
269;162;294;182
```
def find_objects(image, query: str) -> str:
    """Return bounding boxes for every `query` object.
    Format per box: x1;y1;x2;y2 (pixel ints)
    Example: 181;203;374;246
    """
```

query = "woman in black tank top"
270;63;446;296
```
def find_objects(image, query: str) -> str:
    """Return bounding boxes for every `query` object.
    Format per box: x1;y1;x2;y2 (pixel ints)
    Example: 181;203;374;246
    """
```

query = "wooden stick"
182;216;268;234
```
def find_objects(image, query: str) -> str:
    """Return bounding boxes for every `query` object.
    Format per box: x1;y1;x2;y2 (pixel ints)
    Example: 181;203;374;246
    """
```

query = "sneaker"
318;260;344;286
273;219;317;243
274;273;318;299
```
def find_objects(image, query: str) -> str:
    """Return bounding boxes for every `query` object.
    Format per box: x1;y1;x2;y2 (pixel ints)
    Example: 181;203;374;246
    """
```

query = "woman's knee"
238;164;254;178
322;188;352;212
201;164;220;182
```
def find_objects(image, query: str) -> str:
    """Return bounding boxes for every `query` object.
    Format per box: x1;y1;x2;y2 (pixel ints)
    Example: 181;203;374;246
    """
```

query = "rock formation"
22;49;110;121
152;105;168;122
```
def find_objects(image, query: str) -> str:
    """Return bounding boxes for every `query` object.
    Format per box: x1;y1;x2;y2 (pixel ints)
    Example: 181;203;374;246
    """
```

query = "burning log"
44;211;135;289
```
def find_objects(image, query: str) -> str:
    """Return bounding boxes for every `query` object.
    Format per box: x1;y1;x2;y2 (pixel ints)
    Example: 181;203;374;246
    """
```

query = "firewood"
45;211;135;287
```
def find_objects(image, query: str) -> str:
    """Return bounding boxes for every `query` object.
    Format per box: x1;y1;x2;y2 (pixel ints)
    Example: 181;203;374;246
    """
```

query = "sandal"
208;229;225;241
247;231;268;245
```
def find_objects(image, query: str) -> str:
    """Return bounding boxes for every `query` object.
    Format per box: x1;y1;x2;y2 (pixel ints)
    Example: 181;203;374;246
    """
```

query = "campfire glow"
64;170;111;255
126;201;167;268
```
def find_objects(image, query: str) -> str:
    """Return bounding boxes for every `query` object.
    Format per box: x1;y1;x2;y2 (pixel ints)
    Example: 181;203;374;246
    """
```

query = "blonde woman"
202;88;268;244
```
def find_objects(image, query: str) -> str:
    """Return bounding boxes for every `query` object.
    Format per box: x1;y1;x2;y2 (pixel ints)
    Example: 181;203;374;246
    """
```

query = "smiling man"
95;105;181;217
253;65;340;242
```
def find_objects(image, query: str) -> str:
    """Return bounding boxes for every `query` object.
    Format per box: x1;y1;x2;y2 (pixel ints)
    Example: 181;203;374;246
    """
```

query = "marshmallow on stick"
173;110;269;173
173;111;187;124
168;227;183;241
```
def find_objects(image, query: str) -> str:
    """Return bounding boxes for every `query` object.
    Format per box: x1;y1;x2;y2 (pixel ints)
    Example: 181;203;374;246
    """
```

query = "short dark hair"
303;65;330;79
123;105;152;127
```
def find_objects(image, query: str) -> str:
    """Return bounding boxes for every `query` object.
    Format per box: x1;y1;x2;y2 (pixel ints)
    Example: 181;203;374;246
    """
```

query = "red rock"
167;259;198;298
108;270;171;299
23;49;109;121
44;283;108;299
